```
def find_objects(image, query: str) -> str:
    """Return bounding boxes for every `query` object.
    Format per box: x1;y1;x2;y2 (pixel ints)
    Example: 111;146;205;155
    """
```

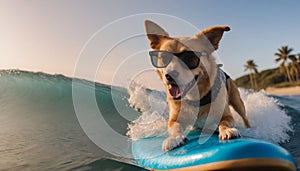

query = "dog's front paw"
162;135;187;151
219;127;241;140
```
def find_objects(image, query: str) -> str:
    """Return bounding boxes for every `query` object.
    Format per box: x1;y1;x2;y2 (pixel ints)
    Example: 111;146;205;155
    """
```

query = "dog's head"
144;20;230;100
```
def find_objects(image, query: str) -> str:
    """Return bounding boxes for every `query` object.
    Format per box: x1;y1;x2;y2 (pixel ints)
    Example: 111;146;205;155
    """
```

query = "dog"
144;20;251;151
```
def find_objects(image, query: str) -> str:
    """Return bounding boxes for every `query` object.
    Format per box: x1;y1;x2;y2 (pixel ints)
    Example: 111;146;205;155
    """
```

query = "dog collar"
185;67;228;107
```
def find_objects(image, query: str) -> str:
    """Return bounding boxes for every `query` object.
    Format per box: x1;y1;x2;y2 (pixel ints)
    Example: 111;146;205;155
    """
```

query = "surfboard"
131;131;296;171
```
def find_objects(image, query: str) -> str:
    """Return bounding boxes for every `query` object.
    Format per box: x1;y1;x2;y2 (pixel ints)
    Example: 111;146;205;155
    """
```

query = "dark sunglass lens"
178;51;200;69
149;51;159;67
149;51;173;68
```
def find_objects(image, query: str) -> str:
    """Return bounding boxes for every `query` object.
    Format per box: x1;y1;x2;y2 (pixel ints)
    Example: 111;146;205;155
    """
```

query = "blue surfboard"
132;131;296;171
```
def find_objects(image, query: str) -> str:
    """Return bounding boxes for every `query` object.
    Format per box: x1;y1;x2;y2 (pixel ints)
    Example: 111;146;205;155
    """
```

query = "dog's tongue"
169;85;181;99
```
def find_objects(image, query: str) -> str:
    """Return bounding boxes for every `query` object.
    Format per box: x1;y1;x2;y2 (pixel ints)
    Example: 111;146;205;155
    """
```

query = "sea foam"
127;82;293;143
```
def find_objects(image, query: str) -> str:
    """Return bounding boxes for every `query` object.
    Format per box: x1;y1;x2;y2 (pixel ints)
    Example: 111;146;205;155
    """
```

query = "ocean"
0;70;299;171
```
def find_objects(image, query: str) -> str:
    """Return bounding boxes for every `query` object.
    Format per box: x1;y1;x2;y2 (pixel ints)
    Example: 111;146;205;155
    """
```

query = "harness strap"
185;67;229;107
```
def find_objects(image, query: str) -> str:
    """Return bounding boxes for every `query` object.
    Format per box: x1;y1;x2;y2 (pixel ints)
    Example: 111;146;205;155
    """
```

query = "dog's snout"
165;70;179;82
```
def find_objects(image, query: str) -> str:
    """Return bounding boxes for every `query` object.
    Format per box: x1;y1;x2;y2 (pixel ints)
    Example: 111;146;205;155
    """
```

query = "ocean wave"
0;69;297;170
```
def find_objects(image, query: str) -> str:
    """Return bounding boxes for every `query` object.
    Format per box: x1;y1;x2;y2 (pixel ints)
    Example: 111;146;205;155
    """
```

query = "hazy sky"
1;0;300;87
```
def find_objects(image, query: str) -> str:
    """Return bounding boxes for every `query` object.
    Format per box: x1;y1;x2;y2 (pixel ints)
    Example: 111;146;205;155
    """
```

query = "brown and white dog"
144;20;251;151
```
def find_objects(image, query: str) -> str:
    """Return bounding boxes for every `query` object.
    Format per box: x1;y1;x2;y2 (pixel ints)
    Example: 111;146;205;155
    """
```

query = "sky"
1;0;300;88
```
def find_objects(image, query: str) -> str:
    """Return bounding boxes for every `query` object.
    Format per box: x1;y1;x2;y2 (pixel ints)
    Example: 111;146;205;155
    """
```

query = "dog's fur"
144;20;251;151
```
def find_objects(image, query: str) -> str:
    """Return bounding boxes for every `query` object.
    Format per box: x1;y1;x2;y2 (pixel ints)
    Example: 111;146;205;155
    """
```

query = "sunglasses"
149;50;207;69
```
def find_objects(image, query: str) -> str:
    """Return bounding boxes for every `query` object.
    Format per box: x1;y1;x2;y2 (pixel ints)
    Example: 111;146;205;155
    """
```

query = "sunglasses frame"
149;50;208;69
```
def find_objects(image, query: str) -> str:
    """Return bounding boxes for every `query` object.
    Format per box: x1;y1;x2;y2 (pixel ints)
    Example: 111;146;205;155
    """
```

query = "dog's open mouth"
168;75;199;100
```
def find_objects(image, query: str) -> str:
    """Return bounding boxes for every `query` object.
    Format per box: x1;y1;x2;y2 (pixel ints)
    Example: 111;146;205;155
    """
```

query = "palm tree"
297;53;300;72
274;46;295;82
289;54;300;82
289;55;299;82
244;60;258;89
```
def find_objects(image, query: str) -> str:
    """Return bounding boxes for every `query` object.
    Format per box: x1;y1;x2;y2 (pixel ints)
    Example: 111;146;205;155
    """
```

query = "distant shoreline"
265;86;300;96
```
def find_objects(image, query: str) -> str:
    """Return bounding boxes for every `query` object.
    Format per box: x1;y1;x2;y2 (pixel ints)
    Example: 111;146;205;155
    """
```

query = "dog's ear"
144;20;169;49
195;26;230;51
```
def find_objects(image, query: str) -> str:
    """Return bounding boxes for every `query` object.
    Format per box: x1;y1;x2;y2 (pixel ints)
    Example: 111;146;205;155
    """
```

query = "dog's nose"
165;70;179;81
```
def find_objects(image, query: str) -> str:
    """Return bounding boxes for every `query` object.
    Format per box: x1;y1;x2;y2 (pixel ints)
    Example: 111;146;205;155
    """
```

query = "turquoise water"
0;70;299;170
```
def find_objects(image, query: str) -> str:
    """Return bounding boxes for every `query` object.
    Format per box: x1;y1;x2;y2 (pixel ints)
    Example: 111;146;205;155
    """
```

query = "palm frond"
289;55;297;62
274;52;281;57
275;57;282;62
